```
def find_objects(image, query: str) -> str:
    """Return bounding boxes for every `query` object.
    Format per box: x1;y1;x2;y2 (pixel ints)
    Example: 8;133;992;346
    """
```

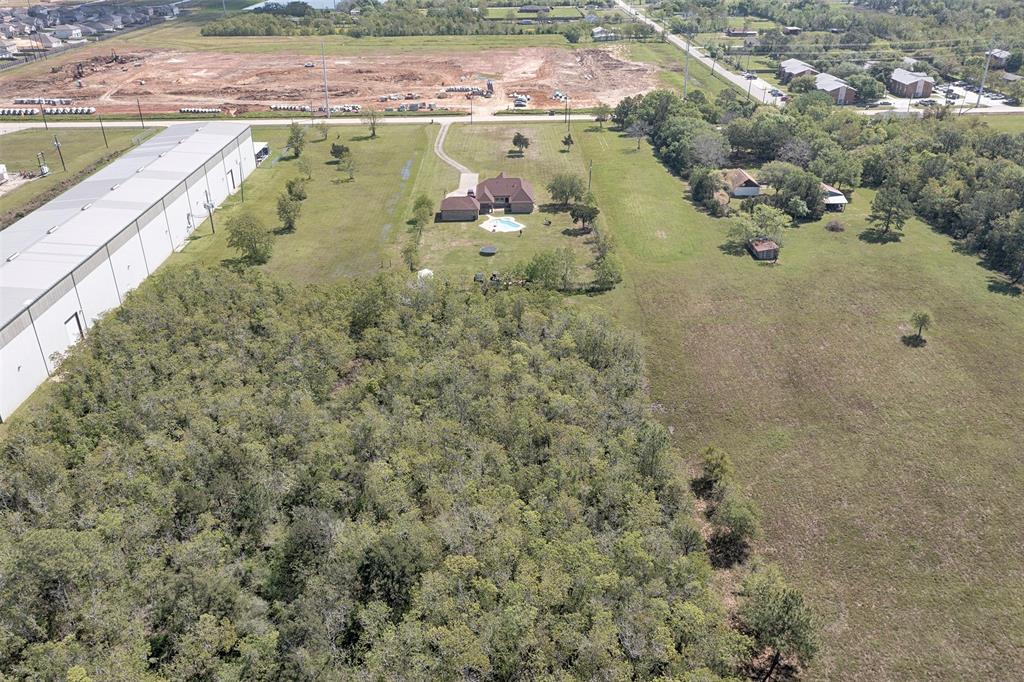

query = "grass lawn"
0;126;154;226
175;124;442;283
119;22;574;55
559;128;1023;680
726;16;780;30
628;42;738;97
414;122;601;282
979;114;1024;133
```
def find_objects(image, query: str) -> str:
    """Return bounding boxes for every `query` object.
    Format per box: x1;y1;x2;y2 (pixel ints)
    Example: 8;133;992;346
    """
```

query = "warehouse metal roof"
0;121;250;330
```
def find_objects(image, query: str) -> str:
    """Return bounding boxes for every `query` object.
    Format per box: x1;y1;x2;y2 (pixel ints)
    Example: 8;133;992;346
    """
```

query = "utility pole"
222;0;227;17
98;113;108;148
564;94;569;130
682;40;690;99
587;159;593;192
40;104;48;130
53;135;66;173
321;42;330;118
136;97;145;128
977;39;994;109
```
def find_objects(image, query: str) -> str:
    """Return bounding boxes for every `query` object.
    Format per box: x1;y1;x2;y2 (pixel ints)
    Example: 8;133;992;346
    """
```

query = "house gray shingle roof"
891;67;935;86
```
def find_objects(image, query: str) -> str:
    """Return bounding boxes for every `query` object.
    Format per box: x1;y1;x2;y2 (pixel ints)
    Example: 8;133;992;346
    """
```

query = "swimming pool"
480;216;526;233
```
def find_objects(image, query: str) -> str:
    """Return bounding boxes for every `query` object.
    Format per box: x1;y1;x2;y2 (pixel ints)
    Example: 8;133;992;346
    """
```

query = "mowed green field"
118;21;573;55
628;42;737;97
0;126;153;225
555;127;1022;679
415;123;602;281
980;114;1024;133
175;124;442;283
176;121;601;285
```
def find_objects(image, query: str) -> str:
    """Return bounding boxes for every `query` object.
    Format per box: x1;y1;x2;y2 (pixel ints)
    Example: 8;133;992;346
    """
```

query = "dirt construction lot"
0;45;657;115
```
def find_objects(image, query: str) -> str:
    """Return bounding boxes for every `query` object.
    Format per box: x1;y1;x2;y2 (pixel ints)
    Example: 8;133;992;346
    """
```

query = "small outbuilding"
747;237;779;261
821;183;848;211
724;169;761;198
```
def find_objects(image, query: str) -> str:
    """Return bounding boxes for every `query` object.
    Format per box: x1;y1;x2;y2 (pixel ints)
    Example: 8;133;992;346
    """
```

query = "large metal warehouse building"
1;122;257;421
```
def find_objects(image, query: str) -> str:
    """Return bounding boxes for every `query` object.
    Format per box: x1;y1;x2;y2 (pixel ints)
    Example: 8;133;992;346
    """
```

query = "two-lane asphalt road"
612;0;776;105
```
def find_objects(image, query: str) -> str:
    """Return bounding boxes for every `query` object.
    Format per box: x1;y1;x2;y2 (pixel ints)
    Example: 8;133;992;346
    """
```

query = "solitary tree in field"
287;122;306;158
411;194;434;238
910;310;932;341
297;156;313;181
561;133;574;152
546;173;586;208
314;121;329;141
593;103;612;129
512;132;530;155
869;183;913;234
330;142;351;170
226;210;272;264
738;562;818;682
569;203;599;230
285;177;307;201
361;109;380;138
626;120;652;150
277;194;302;232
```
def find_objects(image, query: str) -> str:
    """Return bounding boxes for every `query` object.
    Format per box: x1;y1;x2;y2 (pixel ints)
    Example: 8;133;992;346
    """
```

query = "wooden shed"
747;237;779;261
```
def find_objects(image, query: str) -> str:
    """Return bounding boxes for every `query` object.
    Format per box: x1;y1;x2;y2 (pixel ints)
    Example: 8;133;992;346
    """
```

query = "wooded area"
0;267;805;680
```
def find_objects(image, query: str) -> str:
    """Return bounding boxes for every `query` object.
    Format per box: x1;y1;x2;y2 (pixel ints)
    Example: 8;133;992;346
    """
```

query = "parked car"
1007;98;1021;106
303;62;315;68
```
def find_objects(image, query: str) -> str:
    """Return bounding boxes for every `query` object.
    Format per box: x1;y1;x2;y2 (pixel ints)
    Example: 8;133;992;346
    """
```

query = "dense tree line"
613;87;1024;281
0;267;812;679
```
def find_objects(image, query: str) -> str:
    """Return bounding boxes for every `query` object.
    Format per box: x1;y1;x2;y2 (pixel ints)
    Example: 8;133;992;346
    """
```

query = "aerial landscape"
0;0;1022;680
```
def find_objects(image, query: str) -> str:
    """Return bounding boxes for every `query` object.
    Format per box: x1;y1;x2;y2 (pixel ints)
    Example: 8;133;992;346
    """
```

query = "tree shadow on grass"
349;134;375;142
583;125;604;133
718;240;748;257
539;202;569;214
987;277;1022;297
220;256;249;272
858;227;902;244
506;149;524;158
901;334;927;348
272;225;295;236
561;226;590;237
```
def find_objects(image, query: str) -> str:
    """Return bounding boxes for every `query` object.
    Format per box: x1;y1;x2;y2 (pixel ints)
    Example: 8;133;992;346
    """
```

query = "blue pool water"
480;216;526;233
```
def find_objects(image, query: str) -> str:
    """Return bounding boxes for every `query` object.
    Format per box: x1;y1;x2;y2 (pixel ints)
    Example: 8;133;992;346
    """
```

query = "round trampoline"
480;245;498;256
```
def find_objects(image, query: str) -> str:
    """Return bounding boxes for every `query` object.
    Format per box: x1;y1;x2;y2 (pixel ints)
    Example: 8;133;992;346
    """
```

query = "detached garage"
0;122;257;421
